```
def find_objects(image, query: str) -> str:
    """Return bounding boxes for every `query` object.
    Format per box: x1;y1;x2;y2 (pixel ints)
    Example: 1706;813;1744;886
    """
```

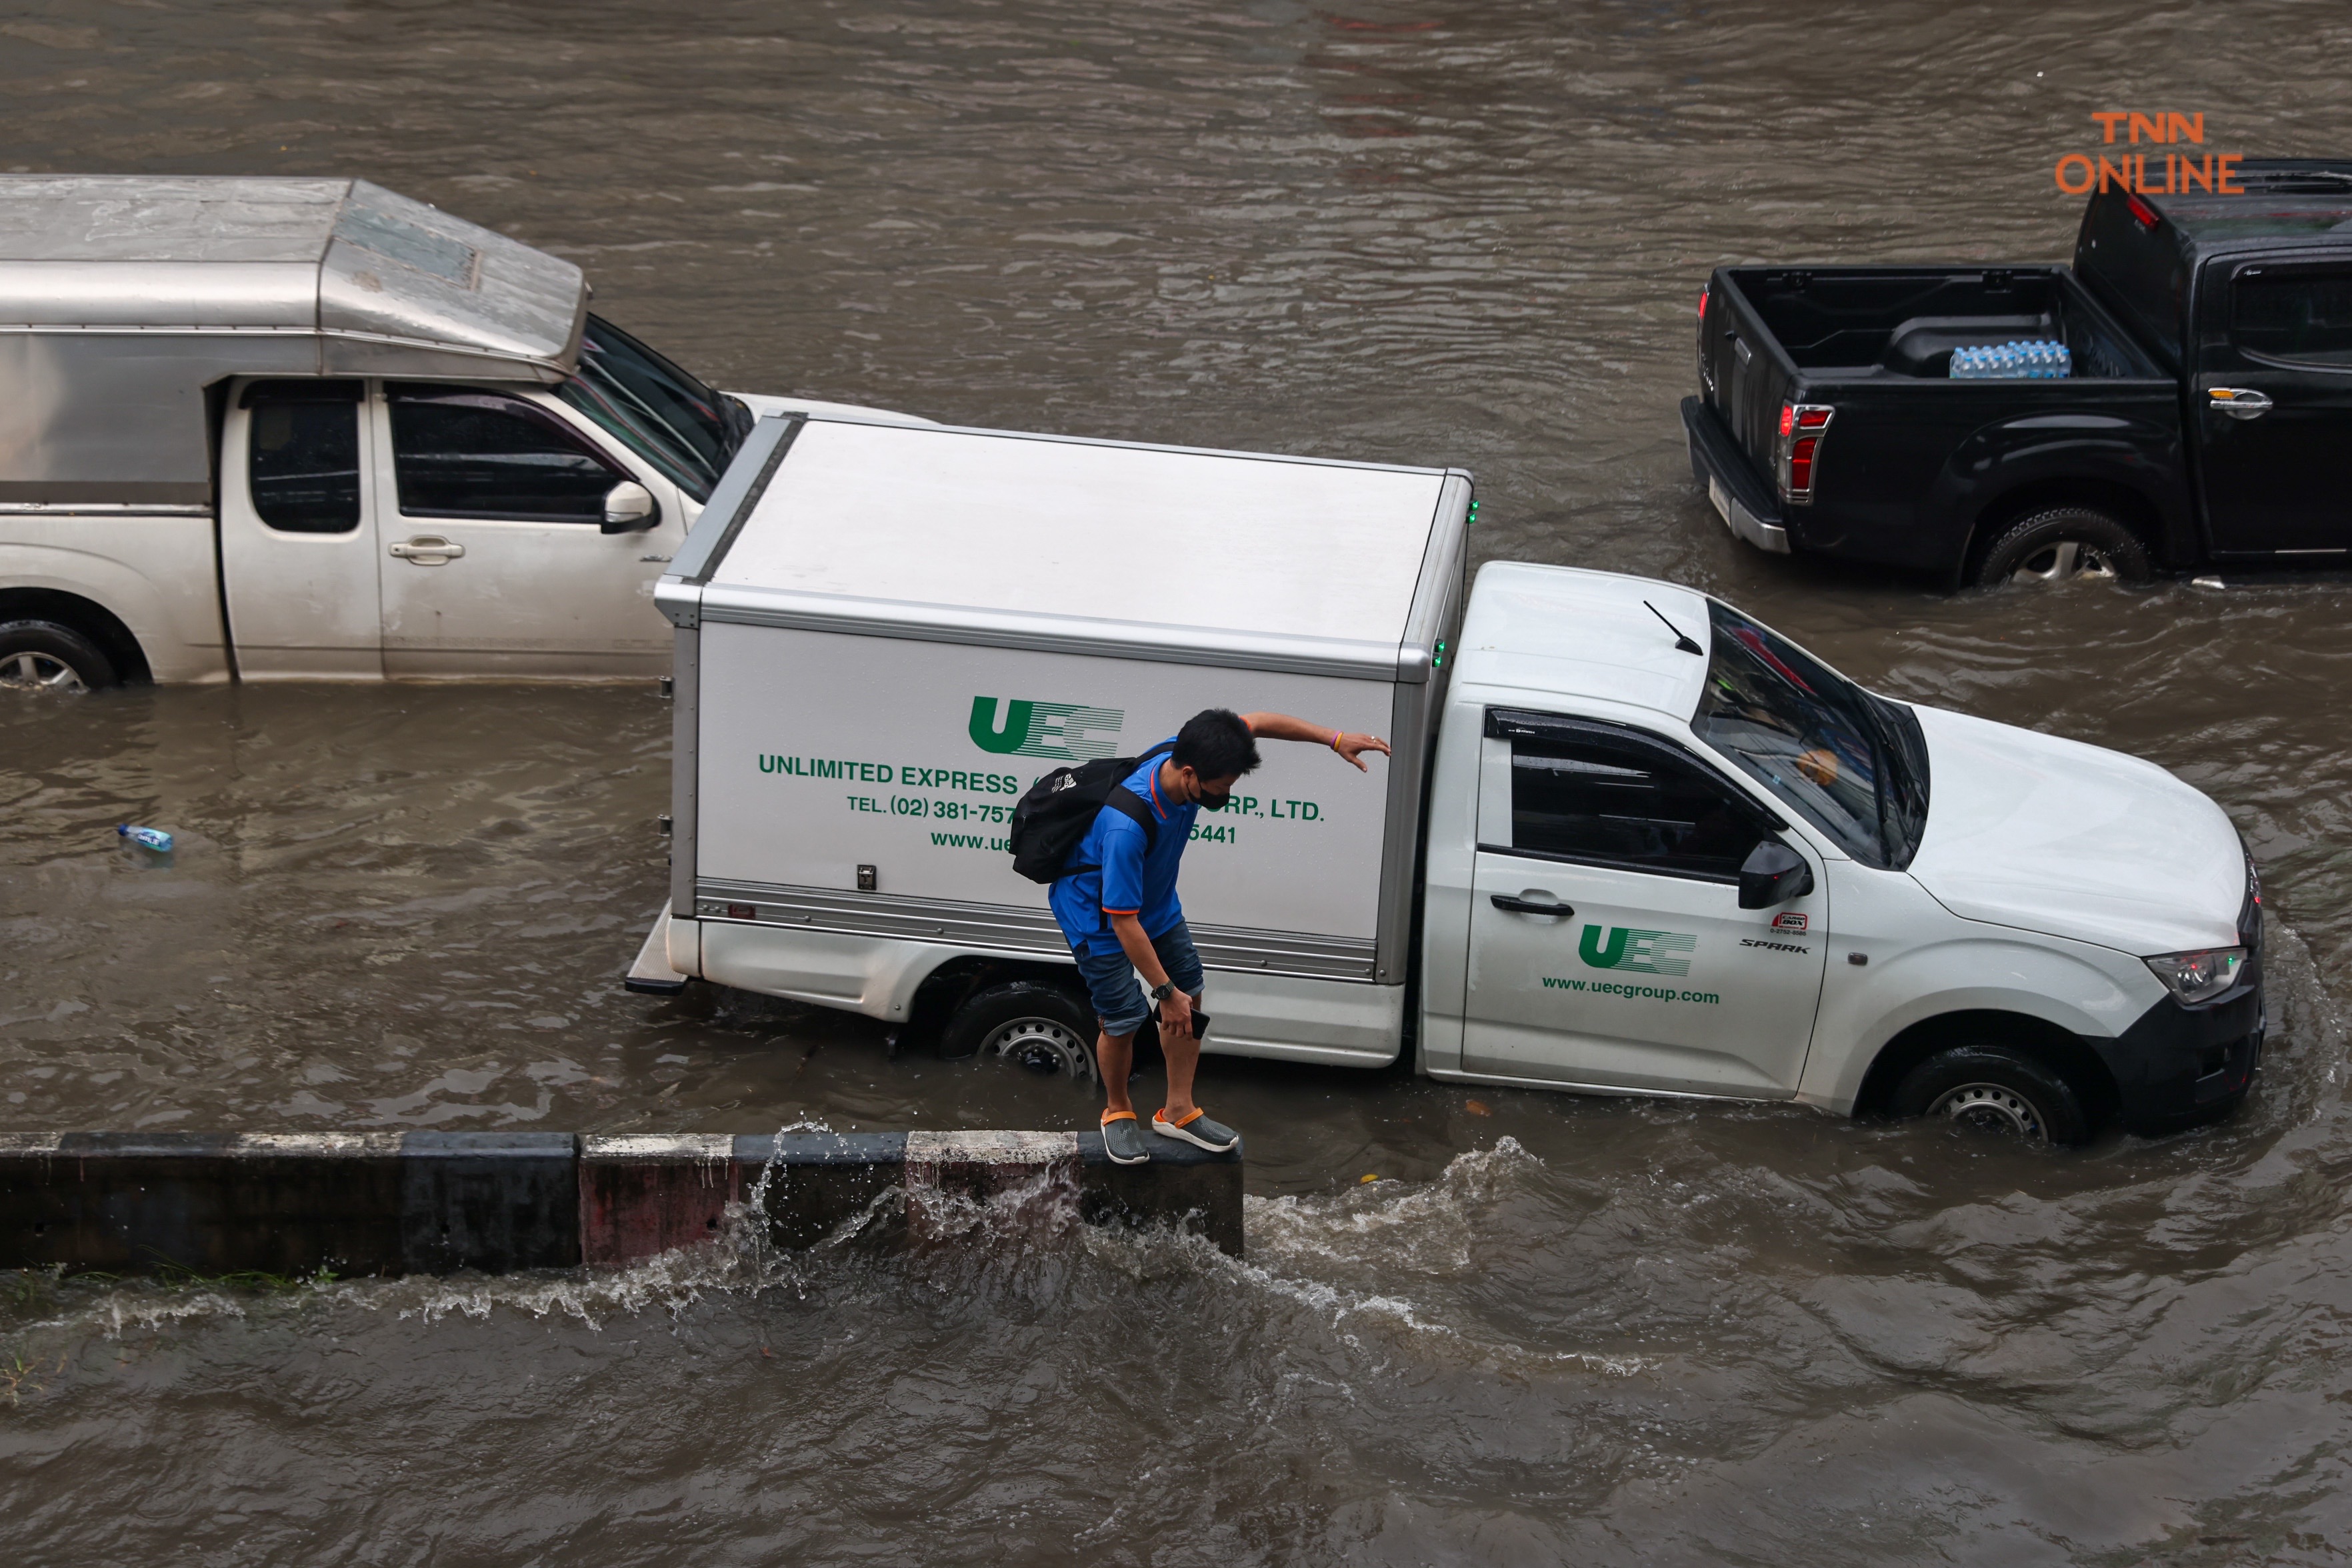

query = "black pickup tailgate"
1697;272;1797;491
1681;395;1787;552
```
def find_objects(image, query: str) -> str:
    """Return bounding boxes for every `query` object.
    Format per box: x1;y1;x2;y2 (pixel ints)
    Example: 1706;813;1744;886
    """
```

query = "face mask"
1197;788;1232;811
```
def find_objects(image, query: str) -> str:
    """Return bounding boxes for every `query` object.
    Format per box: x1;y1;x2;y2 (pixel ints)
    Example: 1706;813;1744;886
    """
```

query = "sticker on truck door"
1577;924;1698;976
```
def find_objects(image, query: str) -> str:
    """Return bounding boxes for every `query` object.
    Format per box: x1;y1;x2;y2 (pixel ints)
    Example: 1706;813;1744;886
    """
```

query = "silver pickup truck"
0;175;922;693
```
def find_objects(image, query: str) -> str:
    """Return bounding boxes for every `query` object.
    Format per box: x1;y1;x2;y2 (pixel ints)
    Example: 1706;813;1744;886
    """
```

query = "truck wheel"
941;983;1099;1086
0;619;118;694
1973;507;2151;589
1891;1045;2089;1146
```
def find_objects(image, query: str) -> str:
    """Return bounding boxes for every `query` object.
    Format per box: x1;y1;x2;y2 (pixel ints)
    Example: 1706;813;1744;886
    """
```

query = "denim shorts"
1072;919;1204;1037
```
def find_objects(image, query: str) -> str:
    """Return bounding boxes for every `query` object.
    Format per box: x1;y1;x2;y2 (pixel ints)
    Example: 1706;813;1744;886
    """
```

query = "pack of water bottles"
1949;339;2072;379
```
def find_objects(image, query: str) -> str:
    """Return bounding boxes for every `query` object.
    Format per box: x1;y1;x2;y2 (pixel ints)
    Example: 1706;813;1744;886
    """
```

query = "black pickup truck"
1683;160;2352;587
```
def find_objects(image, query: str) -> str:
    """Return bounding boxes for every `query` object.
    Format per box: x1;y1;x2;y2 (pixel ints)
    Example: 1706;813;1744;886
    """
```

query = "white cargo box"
653;415;1470;1067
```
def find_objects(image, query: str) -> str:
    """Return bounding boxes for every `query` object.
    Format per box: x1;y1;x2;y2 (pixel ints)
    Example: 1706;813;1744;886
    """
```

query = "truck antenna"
1644;601;1703;656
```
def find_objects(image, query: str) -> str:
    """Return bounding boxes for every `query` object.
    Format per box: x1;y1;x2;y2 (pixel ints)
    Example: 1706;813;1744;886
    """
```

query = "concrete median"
0;1129;1243;1279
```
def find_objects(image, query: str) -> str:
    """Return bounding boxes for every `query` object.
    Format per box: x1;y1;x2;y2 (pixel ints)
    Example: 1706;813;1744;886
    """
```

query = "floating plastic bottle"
117;825;173;853
1950;339;2071;380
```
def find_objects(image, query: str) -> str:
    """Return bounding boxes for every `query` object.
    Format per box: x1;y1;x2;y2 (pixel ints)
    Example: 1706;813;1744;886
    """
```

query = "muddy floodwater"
10;2;2352;1561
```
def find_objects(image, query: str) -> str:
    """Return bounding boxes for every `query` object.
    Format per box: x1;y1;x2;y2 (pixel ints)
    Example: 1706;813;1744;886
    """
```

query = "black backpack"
1007;742;1175;885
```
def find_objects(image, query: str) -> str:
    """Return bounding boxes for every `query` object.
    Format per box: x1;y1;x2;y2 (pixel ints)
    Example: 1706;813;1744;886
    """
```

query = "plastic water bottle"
1950;339;2070;380
117;825;173;853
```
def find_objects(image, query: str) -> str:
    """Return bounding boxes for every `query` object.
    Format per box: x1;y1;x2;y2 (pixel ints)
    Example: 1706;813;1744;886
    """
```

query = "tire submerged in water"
0;618;118;694
939;981;1101;1085
1891;1043;2091;1146
1973;506;2151;589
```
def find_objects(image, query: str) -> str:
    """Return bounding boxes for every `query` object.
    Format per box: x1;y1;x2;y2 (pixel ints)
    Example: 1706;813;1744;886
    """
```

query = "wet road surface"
7;1;2352;1561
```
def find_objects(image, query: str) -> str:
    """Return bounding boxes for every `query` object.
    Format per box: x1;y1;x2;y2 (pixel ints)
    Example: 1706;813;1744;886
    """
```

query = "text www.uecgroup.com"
1542;976;1721;1005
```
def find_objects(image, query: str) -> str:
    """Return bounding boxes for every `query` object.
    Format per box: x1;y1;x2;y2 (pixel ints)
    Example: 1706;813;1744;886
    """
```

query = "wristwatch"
1150;981;1177;1003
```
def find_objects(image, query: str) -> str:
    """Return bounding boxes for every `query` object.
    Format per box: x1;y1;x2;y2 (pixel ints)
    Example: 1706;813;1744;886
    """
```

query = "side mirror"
601;479;659;535
1738;840;1814;909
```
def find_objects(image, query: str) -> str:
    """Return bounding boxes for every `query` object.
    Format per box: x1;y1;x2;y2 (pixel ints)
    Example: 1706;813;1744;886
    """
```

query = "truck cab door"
2197;258;2352;559
370;382;683;677
218;377;384;679
1459;710;1829;1099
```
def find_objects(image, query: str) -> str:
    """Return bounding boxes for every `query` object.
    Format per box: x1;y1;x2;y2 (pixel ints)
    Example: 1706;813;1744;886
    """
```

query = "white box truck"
638;413;2267;1145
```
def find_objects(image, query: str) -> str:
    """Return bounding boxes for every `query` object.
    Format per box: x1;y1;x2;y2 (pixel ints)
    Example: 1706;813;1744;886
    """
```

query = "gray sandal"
1101;1112;1151;1165
1152;1108;1239;1153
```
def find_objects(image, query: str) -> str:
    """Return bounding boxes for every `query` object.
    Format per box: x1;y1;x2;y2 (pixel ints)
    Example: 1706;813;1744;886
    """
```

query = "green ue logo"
1579;925;1697;977
969;697;1124;761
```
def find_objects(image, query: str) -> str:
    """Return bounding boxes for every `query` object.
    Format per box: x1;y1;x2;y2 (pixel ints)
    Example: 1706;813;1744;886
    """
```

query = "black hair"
1173;708;1261;781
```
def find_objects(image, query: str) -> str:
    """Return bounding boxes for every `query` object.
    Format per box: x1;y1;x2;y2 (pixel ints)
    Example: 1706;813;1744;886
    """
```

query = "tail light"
1697;281;1715;395
1777;402;1835;504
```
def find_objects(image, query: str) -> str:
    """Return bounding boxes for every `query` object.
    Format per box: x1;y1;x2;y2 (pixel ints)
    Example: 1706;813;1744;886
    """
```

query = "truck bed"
1693;265;2181;573
1717;265;2159;381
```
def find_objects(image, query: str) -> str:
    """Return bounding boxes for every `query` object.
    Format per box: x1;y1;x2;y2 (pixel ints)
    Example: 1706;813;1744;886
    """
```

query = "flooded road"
8;1;2352;1560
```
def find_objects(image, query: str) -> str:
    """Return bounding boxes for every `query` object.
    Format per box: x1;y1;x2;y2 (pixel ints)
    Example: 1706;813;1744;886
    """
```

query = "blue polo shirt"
1048;741;1198;957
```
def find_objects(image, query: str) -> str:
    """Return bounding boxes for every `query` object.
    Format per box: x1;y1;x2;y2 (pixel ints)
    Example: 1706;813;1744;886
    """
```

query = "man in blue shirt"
1050;707;1391;1165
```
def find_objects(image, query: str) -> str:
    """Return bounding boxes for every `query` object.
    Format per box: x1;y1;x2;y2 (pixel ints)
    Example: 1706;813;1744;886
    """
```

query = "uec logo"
1578;925;1698;977
968;696;1124;761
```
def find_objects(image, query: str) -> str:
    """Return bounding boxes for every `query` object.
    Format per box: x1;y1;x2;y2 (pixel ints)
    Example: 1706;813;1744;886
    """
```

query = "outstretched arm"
1239;712;1392;772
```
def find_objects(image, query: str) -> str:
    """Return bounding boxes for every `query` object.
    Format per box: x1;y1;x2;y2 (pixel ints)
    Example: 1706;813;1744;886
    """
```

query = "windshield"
1691;601;1929;870
555;313;741;502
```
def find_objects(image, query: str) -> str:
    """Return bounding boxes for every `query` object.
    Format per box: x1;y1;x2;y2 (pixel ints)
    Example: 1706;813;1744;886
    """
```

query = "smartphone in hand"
1189;1010;1209;1040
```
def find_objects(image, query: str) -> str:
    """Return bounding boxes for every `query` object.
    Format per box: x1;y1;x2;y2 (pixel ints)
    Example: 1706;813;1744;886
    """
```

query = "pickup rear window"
1692;602;1929;871
243;379;363;535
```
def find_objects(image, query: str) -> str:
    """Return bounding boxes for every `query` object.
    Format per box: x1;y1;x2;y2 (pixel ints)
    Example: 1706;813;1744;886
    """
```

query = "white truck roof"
1455;562;1714;719
664;417;1473;681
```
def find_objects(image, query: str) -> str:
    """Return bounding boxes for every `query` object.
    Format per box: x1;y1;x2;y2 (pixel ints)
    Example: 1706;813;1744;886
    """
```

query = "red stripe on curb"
579;1135;739;1267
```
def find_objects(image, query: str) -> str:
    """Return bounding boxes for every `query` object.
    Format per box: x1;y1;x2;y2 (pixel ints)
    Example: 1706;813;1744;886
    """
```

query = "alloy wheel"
0;650;86;693
2008;540;2118;585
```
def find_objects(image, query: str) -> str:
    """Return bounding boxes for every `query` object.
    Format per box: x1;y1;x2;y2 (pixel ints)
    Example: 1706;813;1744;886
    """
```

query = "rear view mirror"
601;479;659;534
1739;840;1813;909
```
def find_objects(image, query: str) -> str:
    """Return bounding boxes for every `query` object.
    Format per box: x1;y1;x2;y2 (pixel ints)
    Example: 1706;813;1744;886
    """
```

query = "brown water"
9;2;2352;1561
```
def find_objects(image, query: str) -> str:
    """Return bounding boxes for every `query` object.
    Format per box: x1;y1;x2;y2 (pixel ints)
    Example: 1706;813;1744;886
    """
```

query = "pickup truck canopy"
0;175;585;505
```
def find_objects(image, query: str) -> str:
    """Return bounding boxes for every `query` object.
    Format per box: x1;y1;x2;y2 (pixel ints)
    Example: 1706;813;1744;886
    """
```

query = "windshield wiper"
721;393;755;458
1861;693;1927;861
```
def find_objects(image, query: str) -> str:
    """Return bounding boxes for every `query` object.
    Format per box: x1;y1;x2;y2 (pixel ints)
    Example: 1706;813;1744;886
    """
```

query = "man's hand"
1158;985;1195;1039
1111;910;1193;1039
1240;712;1393;771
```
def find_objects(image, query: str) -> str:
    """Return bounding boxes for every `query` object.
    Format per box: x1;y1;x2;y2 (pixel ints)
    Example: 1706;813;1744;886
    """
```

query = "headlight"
2144;947;2247;1005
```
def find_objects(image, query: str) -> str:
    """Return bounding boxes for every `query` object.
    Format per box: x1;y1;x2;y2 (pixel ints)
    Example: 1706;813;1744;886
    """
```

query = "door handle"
2208;387;2273;420
389;537;465;563
1491;893;1575;918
